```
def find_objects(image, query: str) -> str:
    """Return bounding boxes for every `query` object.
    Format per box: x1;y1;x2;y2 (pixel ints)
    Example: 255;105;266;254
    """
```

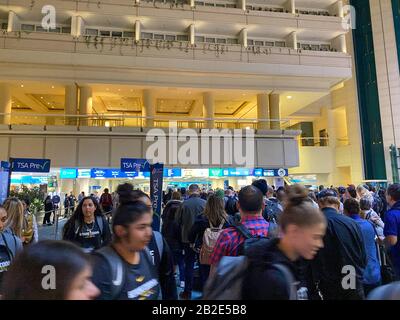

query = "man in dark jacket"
310;189;367;300
174;184;206;300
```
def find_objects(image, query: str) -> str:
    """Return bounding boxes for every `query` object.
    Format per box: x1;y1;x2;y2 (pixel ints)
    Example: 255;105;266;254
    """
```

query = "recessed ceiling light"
41;97;44;99
118;89;121;91
287;95;293;99
51;86;55;89
20;84;24;88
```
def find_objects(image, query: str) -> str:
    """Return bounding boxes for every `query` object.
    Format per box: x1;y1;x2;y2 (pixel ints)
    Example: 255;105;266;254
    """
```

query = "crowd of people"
0;180;400;300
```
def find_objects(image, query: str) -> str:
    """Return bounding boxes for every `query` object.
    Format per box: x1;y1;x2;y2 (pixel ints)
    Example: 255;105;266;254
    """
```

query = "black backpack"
203;246;298;300
94;246;155;300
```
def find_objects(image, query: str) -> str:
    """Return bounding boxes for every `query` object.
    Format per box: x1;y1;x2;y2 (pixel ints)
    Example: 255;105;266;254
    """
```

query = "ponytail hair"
279;185;326;232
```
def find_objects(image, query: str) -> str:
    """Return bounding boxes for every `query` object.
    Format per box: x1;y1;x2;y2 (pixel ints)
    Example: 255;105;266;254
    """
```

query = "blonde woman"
3;197;24;240
357;185;374;203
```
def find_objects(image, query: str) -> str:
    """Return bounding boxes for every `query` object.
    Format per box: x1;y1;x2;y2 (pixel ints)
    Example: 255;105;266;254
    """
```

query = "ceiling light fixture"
287;96;293;99
20;84;24;88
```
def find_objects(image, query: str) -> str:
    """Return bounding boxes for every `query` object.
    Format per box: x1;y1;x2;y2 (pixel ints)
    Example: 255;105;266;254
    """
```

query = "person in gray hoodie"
174;184;206;300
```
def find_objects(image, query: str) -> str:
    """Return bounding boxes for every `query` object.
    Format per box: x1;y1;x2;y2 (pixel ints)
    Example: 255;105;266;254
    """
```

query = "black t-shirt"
92;250;160;300
76;221;102;253
0;245;11;291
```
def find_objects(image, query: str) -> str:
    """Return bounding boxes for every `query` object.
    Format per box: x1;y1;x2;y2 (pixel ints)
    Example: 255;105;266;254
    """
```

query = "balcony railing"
0;112;294;130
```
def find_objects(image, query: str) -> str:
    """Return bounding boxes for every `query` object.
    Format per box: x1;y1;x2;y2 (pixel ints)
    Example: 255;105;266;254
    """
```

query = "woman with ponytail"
91;184;160;300
242;184;327;300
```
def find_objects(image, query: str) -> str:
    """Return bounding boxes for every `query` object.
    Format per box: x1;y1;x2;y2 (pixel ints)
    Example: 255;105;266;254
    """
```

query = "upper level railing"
0;112;350;147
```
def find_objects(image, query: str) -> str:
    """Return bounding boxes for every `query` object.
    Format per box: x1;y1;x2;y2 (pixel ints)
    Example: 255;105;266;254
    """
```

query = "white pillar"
239;28;248;48
238;0;246;11
257;94;270;130
71;16;84;37
330;0;343;18
79;86;93;126
143;89;156;128
285;0;295;14
0;84;12;125
190;0;195;8
65;85;78;125
7;11;20;32
333;34;347;53
203;92;215;129
286;31;298;50
269;94;281;130
189;24;195;45
135;20;141;43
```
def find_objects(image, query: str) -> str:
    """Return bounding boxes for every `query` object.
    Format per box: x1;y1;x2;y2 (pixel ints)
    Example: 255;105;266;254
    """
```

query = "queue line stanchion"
54;207;59;240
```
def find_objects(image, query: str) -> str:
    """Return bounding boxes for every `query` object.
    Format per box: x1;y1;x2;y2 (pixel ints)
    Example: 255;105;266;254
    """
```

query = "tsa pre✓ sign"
11;158;51;173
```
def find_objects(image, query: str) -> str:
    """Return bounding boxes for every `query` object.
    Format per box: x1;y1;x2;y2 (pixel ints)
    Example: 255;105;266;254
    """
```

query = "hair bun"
116;183;134;204
286;184;309;206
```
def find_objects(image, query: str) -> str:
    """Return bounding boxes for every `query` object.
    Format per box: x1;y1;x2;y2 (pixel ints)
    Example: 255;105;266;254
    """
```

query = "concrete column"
203;92;215;129
79;86;93;126
257;93;270;130
135;20;141;43
269;94;281;130
286;31;298;50
189;98;203;128
0;84;12;125
7;11;20;32
189;24;195;45
71;16;84;37
190;0;195;8
142;89;156;128
239;28;248;48
285;0;295;14
65;85;78;126
238;0;246;11
332;34;347;53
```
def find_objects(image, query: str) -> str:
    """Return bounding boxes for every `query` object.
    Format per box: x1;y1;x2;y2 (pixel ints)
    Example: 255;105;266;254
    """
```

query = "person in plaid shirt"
210;185;269;269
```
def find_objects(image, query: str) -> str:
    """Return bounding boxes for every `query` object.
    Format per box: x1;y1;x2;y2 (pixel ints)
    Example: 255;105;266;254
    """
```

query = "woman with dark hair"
1;240;99;300
189;194;228;287
161;191;184;288
62;196;111;253
91;196;160;300
114;183;177;300
242;184;327;300
43;195;54;226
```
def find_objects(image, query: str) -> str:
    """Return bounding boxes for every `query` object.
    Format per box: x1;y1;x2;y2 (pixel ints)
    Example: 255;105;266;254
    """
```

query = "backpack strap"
96;215;104;235
95;246;125;300
153;231;164;260
272;263;298;300
234;224;254;239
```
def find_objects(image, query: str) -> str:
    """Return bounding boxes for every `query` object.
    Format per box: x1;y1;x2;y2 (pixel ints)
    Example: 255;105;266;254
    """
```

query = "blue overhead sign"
11;158;51;173
91;168;138;179
121;158;150;172
263;168;288;177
